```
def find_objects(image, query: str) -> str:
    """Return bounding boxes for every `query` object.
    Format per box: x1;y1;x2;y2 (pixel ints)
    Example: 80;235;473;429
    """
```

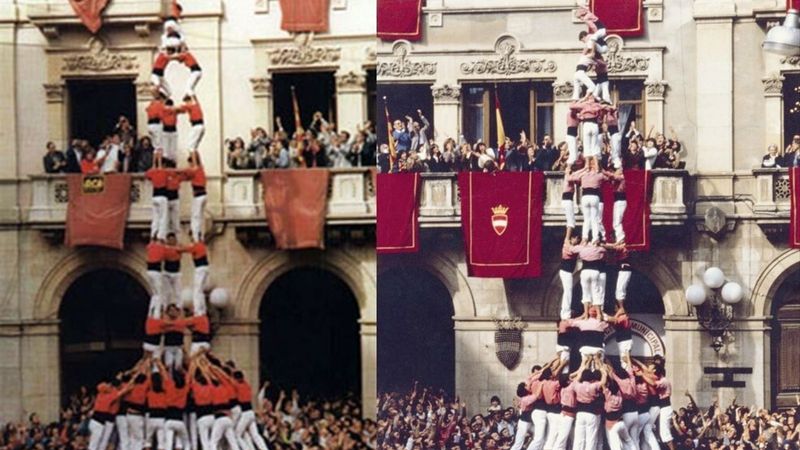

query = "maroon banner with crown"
790;168;800;248
377;0;423;41
65;173;132;249
377;173;421;254
457;172;544;278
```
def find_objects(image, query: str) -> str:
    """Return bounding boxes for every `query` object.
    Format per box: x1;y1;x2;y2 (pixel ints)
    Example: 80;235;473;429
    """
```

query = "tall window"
461;82;555;147
366;69;377;126
783;73;800;149
610;80;645;135
375;83;433;146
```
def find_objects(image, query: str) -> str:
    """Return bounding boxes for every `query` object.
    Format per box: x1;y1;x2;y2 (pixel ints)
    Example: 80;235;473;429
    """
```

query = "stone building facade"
0;0;376;422
377;0;800;413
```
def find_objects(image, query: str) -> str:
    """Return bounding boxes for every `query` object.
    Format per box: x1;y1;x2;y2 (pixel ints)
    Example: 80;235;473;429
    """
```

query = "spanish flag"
495;92;506;150
384;99;397;166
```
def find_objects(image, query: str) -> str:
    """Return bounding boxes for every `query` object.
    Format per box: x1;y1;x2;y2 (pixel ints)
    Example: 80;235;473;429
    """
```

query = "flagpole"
383;96;397;168
291;86;306;166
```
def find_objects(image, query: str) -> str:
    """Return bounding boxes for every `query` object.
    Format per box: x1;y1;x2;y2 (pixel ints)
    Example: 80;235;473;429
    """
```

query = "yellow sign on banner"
81;175;105;194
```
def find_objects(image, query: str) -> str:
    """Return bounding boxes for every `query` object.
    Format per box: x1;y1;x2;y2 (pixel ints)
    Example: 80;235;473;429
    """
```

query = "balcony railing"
418;170;688;227
27;168;377;227
752;168;791;215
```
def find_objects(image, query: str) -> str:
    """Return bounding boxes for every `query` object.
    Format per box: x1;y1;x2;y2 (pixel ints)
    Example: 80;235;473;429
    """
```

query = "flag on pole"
495;91;506;150
290;86;303;134
384;98;397;167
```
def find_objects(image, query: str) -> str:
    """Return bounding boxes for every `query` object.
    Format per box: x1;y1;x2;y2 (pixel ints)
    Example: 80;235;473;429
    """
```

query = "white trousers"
552;415;574;450
197;415;215;450
562;199;576;229
593;82;611;104
597;201;606;241
147;271;165;302
116;415;131;450
162;131;178;162
188;125;205;153
613;200;627;242
616;270;632;302
148;294;164;319
89;420;115;450
127;414;146;450
559;270;574;320
544;412;561;450
566;134;578;165
659;406;674;443
148;123;164;153
580;194;601;242
163;272;181;306
164;346;183;371
235;410;268;450
580;269;603;306
582;122;600;159
188;413;198;450
152;196;169;240
527;409;548;450
186;71;202;97
210;416;240;450
622;412;639;450
598;271;607;307
511;419;532;450
168;199;180;235
606;421;635;450
572;412;600;450
611;132;622;168
165;419;191;450
145;417;166;450
191;195;207;242
151;74;172;98
573;71;596;100
193;266;209;315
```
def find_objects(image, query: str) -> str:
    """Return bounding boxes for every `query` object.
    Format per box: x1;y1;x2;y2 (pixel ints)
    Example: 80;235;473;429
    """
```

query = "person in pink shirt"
633;360;660;450
529;365;557;450
651;356;676;450
602;364;636;450
605;311;632;360
568;308;609;360
603;168;626;243
559;229;581;321
569;159;610;243
611;356;640;446
510;365;545;450
566;107;581;164
541;371;565;450
562;167;578;233
601;105;622;169
571;355;607;450
551;373;579;450
573;241;607;314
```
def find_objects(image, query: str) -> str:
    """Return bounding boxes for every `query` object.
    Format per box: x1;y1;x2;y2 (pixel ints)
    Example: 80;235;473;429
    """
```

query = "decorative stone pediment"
431;84;461;103
336;71;367;92
459;35;557;76
249;77;272;97
43;83;65;103
605;35;650;74
377;40;437;78
267;33;341;67
762;74;784;97
61;37;139;73
781;55;800;66
645;79;668;99
552;82;574;101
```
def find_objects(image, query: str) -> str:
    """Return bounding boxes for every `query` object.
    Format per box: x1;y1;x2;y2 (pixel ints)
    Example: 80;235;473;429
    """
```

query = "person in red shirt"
163;233;182;308
182;234;209;315
161;99;179;163
146;155;169;241
145;365;169;450
163;304;187;373
144;315;168;357
176;50;202;97
124;372;150;450
186;314;211;357
191;369;215;450
146;237;166;317
207;369;241;450
165;165;182;237
231;371;268;450
179;95;205;154
164;370;191;450
89;382;125;450
80;148;104;175
146;90;165;154
183;151;207;242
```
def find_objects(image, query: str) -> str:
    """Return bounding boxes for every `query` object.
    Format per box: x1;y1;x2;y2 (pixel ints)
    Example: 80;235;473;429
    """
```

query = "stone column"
212;320;261;401
431;84;461;142
249;77;273;134
762;74;784;149
20;321;61;422
360;320;377;419
644;79;668;135
552;82;574;143
336;71;368;137
43;83;66;149
135;80;155;138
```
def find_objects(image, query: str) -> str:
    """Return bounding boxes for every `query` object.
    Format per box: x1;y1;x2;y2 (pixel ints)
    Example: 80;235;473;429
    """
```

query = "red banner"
278;0;329;32
790;168;800;248
68;0;109;34
589;0;644;38
377;0;423;41
458;172;544;278
622;170;651;251
377;173;421;254
790;0;800;10
261;169;330;250
65;174;132;249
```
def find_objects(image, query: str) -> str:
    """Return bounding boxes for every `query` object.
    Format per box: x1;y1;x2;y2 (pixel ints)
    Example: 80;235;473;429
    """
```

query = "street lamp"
763;9;800;56
685;267;744;353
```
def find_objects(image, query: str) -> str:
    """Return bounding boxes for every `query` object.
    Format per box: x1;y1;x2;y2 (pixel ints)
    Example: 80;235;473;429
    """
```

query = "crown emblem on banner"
491;204;509;236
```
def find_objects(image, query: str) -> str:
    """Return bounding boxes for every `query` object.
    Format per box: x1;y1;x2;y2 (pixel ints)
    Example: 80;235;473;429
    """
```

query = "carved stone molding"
552;82;574;101
605;35;649;74
780;55;800;66
762;74;784;97
267;34;341;67
431;84;461;104
249;77;272;98
61;37;139;73
644;79;668;99
647;5;663;22
336;71;367;92
460;35;557;76
135;81;156;100
43;83;65;104
377;40;437;78
365;46;377;63
134;23;150;38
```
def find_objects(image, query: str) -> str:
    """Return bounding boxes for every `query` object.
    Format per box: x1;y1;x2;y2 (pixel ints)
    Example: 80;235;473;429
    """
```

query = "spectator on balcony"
114;115;136;150
97;135;121;174
377;144;391;173
65;139;84;174
328;131;352;168
43;141;67;174
505;142;528;172
408;110;431;157
623;140;645;170
248;128;270;169
347;130;373;167
392;119;412;154
226;137;250;170
762;144;782;168
301;130;328;168
534;135;560;171
80;148;105;175
132;136;156;172
782;135;800;167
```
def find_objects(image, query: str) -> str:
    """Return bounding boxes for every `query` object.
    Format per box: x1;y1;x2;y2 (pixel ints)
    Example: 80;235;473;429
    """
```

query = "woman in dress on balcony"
762;144;782;168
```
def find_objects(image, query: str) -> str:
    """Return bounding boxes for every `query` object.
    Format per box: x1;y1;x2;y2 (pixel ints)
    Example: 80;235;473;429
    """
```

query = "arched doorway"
59;269;148;403
378;267;455;395
771;268;800;408
259;267;361;398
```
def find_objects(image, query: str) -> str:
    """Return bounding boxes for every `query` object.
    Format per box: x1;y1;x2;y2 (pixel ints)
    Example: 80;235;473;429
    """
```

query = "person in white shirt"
642;138;658;170
98;135;121;173
761;144;782;168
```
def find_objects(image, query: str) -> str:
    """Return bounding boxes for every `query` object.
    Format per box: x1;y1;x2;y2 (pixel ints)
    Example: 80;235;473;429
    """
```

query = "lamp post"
763;9;800;56
685;267;744;353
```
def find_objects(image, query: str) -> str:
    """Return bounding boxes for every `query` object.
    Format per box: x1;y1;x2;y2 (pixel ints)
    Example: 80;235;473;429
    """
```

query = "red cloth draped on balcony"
68;0;109;34
377;0;424;41
602;182;615;241
589;0;644;38
65;174;132;249
377;173;421;254
260;169;330;250
621;169;651;251
790;168;800;248
790;0;800;10
278;0;329;32
457;171;544;278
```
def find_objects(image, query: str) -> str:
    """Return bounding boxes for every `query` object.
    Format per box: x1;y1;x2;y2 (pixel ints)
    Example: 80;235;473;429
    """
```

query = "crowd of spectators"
0;385;376;450
225;115;376;170
378;112;687;174
377;385;800;450
761;135;800;168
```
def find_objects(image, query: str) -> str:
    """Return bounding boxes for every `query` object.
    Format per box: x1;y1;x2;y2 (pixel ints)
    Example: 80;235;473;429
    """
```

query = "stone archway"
750;249;800;318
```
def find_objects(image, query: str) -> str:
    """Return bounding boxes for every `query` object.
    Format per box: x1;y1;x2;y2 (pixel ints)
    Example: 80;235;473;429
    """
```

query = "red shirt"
166;170;182;191
184;242;207;260
163;245;181;263
235;380;252;404
125;381;149;407
166;381;189;409
81;160;99;174
180;102;203;122
146;168;168;189
191;383;213;407
153;53;170;71
177;52;199;69
188;315;210;334
182;167;206;188
93;387;118;415
162;107;178;128
147;388;169;410
147;242;165;263
211;383;231;407
146;100;165;121
145;317;166;336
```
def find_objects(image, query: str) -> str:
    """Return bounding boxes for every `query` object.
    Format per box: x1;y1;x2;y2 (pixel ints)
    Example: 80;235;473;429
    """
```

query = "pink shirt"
542;380;561;405
603;387;623;413
562;176;576;193
635;382;649;405
560;383;577;409
604;170;625;192
656;377;672;399
562;243;578;260
576;244;606;262
577;101;604;121
613;369;637;400
575;171;607;189
574;381;602;404
572;317;609;333
566;108;580;128
603;106;619;127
